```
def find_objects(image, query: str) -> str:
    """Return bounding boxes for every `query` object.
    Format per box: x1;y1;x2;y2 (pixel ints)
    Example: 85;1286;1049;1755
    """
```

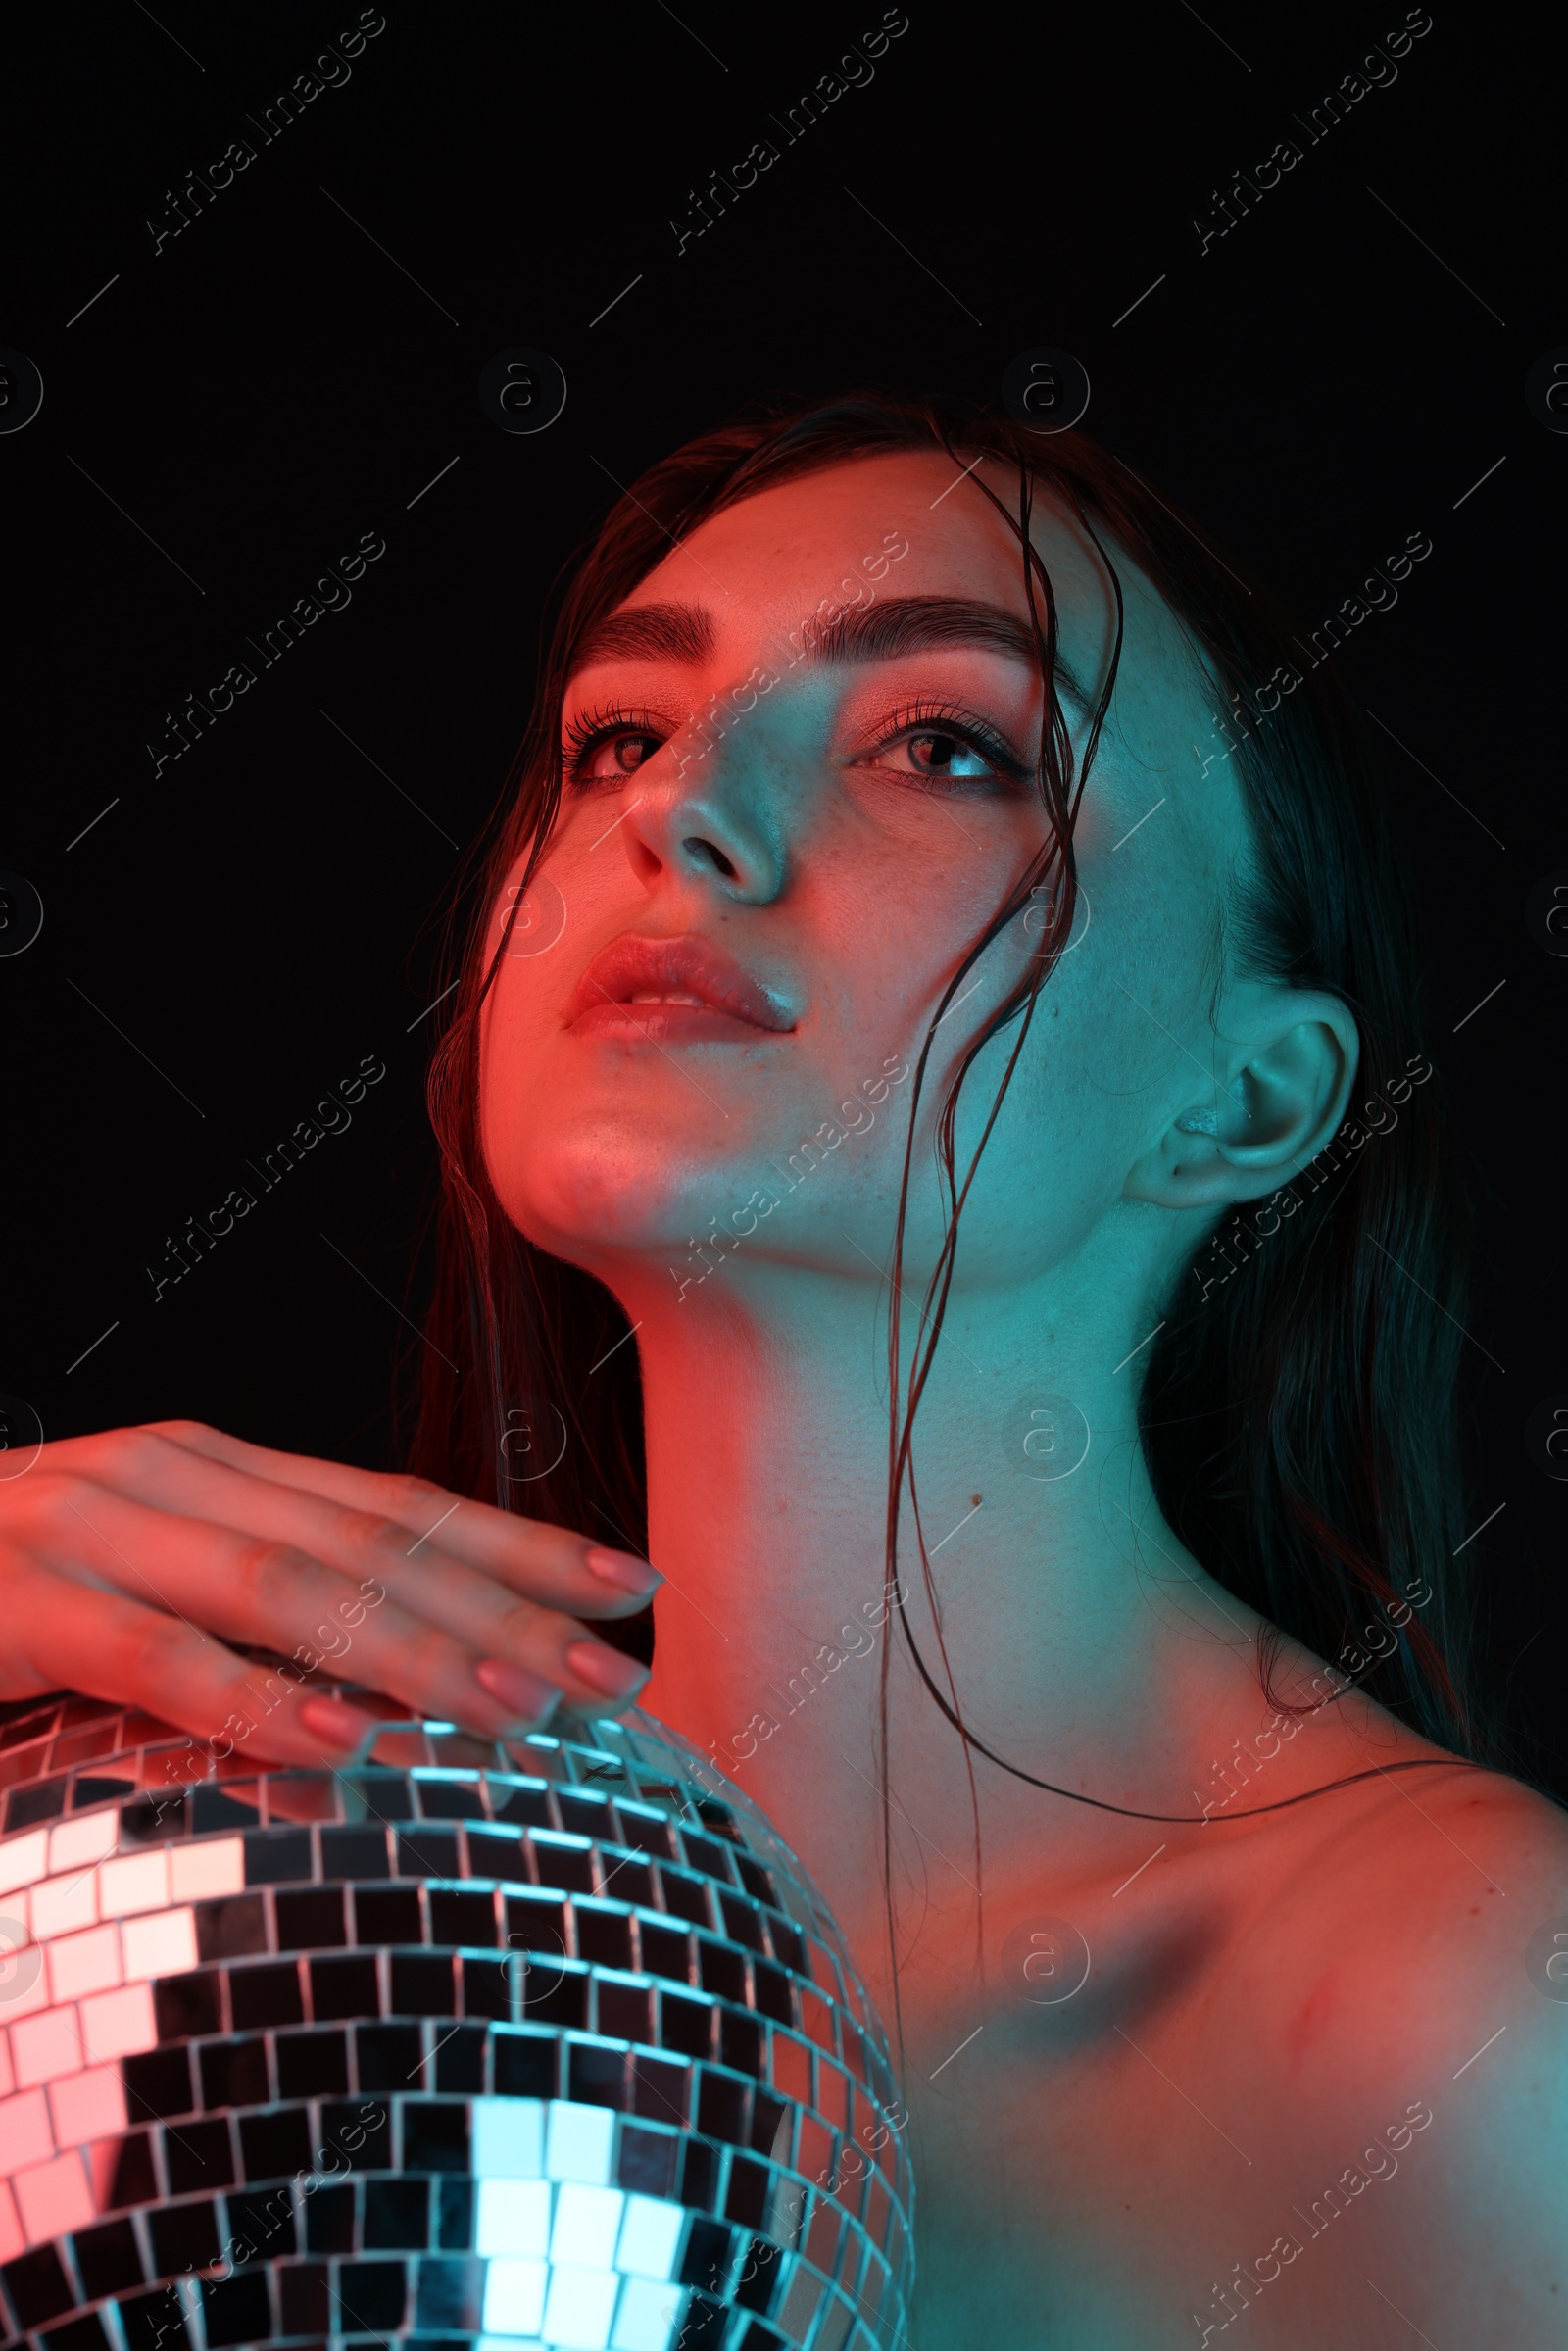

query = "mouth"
564;932;799;1043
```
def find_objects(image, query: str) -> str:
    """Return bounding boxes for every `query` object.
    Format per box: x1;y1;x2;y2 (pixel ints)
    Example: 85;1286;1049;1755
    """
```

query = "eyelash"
860;698;1033;790
558;697;1034;791
560;702;665;785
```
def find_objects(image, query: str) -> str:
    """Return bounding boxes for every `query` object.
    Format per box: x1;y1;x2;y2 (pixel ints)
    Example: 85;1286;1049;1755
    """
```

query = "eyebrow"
570;602;717;672
567;594;1096;713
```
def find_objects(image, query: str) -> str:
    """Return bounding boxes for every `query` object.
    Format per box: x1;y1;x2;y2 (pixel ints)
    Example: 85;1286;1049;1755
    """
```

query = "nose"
618;718;789;906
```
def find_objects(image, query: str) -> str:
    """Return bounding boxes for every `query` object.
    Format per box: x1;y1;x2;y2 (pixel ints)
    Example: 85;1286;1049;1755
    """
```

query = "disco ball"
0;1697;914;2351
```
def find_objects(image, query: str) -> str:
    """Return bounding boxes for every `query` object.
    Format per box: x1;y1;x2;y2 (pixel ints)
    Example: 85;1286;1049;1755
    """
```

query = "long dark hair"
406;389;1488;1803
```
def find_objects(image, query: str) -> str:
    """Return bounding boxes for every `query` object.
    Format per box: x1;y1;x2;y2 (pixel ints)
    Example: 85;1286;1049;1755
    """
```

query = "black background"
4;4;1563;1785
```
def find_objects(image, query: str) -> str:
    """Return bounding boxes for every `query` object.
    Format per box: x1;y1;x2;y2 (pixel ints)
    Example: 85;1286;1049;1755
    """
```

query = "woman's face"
479;449;1249;1309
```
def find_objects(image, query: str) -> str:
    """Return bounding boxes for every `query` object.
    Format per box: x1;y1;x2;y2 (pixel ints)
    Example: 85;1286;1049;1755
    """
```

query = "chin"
490;1125;724;1267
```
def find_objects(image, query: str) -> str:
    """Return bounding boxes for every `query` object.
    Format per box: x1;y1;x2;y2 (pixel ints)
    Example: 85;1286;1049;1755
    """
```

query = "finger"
128;1421;660;1611
34;1440;652;1712
24;1472;645;1731
1;1560;383;1768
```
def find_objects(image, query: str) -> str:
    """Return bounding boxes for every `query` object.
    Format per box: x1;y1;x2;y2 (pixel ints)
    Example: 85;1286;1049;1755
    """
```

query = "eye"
857;701;1031;793
562;704;669;784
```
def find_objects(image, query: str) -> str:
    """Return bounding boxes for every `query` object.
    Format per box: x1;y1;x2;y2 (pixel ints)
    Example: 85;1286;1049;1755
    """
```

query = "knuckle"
16;1469;98;1540
228;1536;315;1607
115;1602;195;1685
494;1597;549;1650
423;1627;475;1683
337;1507;408;1564
98;1428;172;1483
386;1473;447;1518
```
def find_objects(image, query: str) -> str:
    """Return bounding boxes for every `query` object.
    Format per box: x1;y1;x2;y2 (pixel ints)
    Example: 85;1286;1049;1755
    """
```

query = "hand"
0;1419;662;1765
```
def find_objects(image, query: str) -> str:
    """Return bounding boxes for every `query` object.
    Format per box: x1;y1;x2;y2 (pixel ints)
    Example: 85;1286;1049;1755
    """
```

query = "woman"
5;393;1564;2345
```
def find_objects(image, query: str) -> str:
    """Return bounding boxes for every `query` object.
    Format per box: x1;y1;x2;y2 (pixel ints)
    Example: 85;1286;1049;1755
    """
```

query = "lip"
565;932;799;1042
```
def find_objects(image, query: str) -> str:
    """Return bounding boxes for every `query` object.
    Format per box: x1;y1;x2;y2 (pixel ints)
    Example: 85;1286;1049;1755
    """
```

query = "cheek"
954;1033;1121;1274
942;919;1164;1273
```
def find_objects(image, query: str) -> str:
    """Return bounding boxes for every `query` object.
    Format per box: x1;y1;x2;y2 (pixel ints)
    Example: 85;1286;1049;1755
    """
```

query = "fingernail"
474;1659;563;1726
583;1544;663;1596
298;1696;379;1752
564;1639;650;1701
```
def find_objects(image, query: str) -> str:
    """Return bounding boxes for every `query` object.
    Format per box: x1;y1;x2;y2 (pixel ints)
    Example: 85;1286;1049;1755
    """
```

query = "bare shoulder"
1221;1752;1568;2341
1278;1746;1568;2009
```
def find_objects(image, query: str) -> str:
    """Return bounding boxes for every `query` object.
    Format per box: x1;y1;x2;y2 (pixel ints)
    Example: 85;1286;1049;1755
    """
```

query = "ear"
1123;988;1360;1209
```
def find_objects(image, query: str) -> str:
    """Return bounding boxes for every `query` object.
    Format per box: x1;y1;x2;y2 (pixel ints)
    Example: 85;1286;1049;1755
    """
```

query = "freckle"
1468;1906;1479;1915
971;1494;982;1507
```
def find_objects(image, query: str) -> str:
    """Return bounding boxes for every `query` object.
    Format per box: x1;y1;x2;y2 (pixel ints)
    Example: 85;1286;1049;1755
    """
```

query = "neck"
622;1238;1260;2002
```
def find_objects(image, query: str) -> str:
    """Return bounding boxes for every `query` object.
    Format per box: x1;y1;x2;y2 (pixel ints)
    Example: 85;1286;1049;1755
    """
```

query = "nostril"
686;836;738;880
